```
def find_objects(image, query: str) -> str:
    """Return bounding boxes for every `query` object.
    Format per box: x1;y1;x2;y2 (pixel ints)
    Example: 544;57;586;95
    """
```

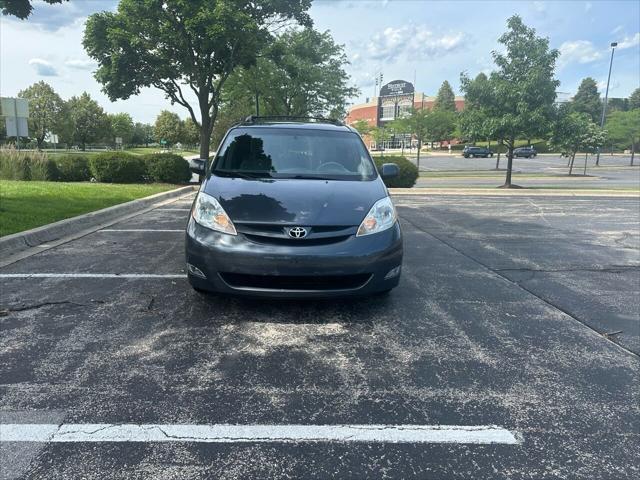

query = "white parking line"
100;229;184;232
1;423;520;444
0;273;187;279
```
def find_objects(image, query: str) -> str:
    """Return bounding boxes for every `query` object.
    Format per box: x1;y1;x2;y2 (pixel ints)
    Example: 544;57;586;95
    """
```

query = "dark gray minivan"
185;117;403;297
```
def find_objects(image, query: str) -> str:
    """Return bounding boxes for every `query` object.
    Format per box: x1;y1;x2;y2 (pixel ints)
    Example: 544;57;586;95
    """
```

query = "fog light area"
384;266;401;280
187;263;207;279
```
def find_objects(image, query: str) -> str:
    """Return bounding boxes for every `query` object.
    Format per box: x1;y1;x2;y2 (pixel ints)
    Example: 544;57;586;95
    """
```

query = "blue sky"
1;0;638;123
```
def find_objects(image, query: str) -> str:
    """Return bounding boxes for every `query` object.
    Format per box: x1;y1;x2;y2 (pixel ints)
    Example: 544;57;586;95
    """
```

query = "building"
345;79;465;149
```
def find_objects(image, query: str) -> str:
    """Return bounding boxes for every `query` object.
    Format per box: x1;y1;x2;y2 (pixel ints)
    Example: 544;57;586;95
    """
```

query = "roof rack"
242;115;344;126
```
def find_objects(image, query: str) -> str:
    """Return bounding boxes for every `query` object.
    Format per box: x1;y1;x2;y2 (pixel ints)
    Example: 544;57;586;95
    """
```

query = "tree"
66;92;109;150
571;77;602;123
461;16;559;187
132;122;154;146
108;113;134;146
18;81;65;149
426;110;457;147
628;88;640;110
550;111;606;174
606;110;640;165
433;80;456;112
351;120;372;137
1;0;65;19
154;110;183;146
83;0;312;163
224;28;357;119
402;108;432;169
182;117;200;145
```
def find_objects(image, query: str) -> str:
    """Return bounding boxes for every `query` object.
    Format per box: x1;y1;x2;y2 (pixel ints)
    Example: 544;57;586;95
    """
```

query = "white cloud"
533;2;546;14
366;25;465;63
65;58;97;70
611;25;624;35
28;58;58;76
617;32;640;49
558;40;602;67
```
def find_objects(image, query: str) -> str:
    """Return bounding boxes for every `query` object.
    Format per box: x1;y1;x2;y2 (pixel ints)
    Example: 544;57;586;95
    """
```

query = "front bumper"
185;217;403;298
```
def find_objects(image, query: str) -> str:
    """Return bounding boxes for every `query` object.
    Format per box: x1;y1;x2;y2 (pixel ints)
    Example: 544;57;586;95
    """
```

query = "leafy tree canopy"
18;81;65;149
433;80;456;112
606;109;640;150
109;112;134;145
0;0;65;19
83;0;312;160
224;28;357;119
66;92;110;150
629;88;640;110
154;110;184;146
351;120;373;137
460;15;559;186
571;77;602;122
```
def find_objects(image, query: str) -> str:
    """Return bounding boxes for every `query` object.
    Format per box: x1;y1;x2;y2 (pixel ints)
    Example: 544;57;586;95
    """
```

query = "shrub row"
373;155;419;188
0;149;59;181
0;150;191;184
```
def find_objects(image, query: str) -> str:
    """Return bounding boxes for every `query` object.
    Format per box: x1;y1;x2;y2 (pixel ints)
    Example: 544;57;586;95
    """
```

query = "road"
392;153;640;189
1;193;638;479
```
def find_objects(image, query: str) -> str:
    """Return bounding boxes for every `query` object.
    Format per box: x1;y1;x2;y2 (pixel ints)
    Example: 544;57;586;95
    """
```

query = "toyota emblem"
288;227;307;238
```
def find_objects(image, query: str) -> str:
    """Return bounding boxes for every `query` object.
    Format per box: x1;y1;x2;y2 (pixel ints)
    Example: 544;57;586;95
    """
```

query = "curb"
389;188;640;197
0;185;197;263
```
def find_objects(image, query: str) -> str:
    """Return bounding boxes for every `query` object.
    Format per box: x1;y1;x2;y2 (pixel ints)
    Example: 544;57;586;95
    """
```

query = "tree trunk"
36;135;45;150
631;140;635;166
569;153;576;175
583;152;588;176
495;139;502;169
503;136;514;187
416;140;421;170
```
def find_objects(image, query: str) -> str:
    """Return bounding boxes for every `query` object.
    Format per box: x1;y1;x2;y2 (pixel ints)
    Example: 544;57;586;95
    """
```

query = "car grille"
219;273;371;291
235;223;355;246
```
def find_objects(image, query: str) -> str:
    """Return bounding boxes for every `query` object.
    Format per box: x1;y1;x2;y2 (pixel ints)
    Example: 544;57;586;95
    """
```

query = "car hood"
202;175;388;226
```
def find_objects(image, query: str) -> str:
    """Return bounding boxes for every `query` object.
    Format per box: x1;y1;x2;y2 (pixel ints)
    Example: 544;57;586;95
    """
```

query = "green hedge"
0;149;59;180
54;155;91;181
89;152;147;183
373;155;418;188
143;153;191;183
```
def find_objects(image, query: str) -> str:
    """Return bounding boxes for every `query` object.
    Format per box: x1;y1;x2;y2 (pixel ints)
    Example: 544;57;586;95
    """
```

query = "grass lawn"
0;180;177;237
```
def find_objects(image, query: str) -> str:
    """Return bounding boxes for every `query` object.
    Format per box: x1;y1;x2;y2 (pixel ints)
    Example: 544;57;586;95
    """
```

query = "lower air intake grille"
219;273;371;291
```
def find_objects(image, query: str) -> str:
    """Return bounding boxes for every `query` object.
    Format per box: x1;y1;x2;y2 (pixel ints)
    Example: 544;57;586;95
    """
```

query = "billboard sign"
379;80;414;97
1;97;29;117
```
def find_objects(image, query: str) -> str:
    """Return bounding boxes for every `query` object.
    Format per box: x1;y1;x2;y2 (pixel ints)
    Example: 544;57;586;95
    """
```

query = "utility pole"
596;42;617;166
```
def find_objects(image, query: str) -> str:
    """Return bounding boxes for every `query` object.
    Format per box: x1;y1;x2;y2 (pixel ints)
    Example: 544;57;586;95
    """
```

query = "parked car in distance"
462;146;494;158
513;146;537;158
185;116;403;298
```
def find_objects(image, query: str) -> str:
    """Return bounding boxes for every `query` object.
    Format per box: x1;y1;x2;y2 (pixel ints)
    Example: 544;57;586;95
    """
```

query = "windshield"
212;127;377;181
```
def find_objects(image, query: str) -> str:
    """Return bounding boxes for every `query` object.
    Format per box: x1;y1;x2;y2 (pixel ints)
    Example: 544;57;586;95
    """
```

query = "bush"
373;155;418;188
142;153;191;183
89;152;147;183
54;155;91;181
0;148;59;180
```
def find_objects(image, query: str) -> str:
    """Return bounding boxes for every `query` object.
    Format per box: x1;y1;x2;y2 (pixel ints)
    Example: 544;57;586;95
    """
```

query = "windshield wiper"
215;171;272;180
289;174;344;181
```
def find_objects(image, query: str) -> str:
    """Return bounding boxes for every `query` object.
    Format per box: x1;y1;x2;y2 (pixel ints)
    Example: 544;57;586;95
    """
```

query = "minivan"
185;117;403;297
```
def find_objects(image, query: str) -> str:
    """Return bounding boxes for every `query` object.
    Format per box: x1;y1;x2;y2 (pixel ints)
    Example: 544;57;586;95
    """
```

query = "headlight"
357;196;397;237
192;191;237;235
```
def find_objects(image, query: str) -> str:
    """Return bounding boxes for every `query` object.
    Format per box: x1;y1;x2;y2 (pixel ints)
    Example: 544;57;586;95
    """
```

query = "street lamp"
596;41;617;166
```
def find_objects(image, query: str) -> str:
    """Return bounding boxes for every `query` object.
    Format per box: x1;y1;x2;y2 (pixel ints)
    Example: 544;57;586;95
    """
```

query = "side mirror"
380;163;399;179
189;158;206;175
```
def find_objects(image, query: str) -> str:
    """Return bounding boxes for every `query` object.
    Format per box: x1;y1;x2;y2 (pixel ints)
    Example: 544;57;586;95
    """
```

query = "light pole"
596;42;617;166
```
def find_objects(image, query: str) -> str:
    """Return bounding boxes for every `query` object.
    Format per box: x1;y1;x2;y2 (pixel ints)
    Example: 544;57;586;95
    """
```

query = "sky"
1;0;638;124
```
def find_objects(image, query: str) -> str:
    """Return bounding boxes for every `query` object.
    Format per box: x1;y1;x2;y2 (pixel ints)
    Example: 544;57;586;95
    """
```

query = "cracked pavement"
0;193;639;479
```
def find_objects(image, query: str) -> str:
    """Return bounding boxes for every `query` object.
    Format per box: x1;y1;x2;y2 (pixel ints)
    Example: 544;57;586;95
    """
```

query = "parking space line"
1;424;520;445
0;273;187;279
100;229;184;232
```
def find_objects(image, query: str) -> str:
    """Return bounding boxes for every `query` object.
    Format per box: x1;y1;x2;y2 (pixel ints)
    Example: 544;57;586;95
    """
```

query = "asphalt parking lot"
1;192;639;479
